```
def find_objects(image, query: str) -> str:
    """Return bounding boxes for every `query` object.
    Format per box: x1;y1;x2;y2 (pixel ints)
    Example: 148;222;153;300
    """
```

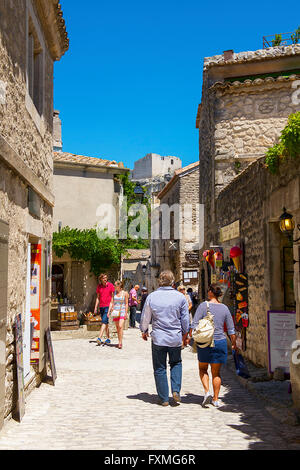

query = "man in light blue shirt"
140;270;190;406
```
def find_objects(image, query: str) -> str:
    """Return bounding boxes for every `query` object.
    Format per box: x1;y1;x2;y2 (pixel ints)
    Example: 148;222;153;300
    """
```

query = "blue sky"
54;0;298;170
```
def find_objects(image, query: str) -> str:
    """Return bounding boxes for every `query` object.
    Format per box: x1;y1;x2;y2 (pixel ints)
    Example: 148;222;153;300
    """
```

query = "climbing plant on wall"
265;112;300;174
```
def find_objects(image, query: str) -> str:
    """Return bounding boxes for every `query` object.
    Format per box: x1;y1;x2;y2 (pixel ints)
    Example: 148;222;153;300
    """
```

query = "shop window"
28;187;41;218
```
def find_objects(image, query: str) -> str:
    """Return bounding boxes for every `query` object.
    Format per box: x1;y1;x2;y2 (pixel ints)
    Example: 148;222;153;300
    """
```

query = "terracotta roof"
53;152;125;169
209;73;300;91
204;44;300;70
158;162;199;199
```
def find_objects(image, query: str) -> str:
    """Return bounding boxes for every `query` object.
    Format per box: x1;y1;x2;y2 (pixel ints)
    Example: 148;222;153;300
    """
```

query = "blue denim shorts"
100;307;109;325
197;339;228;364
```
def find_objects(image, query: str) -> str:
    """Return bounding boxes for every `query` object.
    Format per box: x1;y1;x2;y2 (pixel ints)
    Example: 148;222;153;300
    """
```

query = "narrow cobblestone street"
0;329;300;451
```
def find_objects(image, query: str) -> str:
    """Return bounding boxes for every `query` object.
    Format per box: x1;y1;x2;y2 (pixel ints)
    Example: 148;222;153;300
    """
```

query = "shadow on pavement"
127;392;159;405
216;371;300;450
126;393;181;407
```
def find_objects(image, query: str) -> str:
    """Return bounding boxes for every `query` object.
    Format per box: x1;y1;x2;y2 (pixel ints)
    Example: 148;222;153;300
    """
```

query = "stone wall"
213;78;300;196
0;0;55;191
214;157;300;368
198;45;300;240
153;167;200;287
0;0;64;421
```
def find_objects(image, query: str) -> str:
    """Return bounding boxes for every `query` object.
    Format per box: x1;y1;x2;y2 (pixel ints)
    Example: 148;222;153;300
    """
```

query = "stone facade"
212;156;300;408
151;162;200;291
197;45;300;228
197;44;300;409
132;153;182;180
0;0;68;427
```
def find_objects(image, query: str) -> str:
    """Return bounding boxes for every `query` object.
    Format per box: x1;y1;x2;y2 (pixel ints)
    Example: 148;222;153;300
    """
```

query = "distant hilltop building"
131;153;182;200
132;153;182;180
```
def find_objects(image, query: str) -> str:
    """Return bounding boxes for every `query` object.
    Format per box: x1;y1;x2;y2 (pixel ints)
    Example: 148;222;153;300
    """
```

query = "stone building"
0;0;68;428
132;153;181;181
131;153;182;203
196;44;300;409
52;151;129;320
121;249;151;292
151;162;200;291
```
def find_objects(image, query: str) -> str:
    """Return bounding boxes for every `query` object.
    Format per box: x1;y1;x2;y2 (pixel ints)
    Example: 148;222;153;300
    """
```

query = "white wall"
53;167;119;233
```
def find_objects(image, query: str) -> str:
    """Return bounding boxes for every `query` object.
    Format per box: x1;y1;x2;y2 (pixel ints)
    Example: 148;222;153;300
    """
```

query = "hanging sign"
14;314;25;422
220;220;240;242
233;273;248;328
30;244;41;364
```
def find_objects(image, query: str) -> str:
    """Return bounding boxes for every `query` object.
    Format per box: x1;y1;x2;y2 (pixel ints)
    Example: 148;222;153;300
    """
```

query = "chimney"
53;110;63;152
223;50;234;61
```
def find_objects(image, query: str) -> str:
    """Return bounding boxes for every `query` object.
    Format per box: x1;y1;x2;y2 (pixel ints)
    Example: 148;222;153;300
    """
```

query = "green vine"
265;112;300;174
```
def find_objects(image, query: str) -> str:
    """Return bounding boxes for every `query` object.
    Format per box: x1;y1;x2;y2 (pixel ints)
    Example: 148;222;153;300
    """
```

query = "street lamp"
142;264;147;276
279;207;300;242
134;183;145;202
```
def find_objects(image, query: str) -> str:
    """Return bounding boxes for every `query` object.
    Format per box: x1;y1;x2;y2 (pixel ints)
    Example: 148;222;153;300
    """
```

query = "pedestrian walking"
140;271;190;406
129;284;139;328
189;284;236;408
187;287;199;316
140;287;148;313
108;281;128;349
95;273;115;345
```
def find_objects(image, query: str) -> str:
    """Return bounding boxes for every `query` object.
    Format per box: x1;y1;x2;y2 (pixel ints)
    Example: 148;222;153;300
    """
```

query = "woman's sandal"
118;344;123;349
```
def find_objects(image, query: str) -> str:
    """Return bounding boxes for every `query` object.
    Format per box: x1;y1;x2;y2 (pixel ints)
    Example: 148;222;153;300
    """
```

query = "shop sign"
220;220;240;243
30;244;41;364
185;252;199;266
267;311;296;374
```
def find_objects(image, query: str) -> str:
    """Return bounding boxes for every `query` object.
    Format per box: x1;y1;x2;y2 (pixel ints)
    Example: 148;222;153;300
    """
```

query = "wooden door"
0;220;9;430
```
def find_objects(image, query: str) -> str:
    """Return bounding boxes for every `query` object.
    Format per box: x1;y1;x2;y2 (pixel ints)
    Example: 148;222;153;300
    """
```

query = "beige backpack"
192;301;215;352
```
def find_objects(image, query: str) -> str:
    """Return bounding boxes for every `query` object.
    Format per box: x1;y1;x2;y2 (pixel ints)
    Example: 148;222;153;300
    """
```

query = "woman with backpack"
188;284;236;408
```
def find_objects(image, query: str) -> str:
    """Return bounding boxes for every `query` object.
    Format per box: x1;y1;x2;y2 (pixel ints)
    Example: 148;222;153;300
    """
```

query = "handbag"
111;292;125;317
232;350;250;379
192;301;215;350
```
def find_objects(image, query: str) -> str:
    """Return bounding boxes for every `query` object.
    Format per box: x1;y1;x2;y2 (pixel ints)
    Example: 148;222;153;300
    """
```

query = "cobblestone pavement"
1;328;300;450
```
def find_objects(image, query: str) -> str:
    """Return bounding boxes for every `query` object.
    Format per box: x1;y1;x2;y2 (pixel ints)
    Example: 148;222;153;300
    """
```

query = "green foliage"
53;227;124;276
265;143;285;174
265;112;300;174
272;34;282;46
234;160;241;174
53;172;152;276
280;112;300;158
116;171;151;245
291;26;300;44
